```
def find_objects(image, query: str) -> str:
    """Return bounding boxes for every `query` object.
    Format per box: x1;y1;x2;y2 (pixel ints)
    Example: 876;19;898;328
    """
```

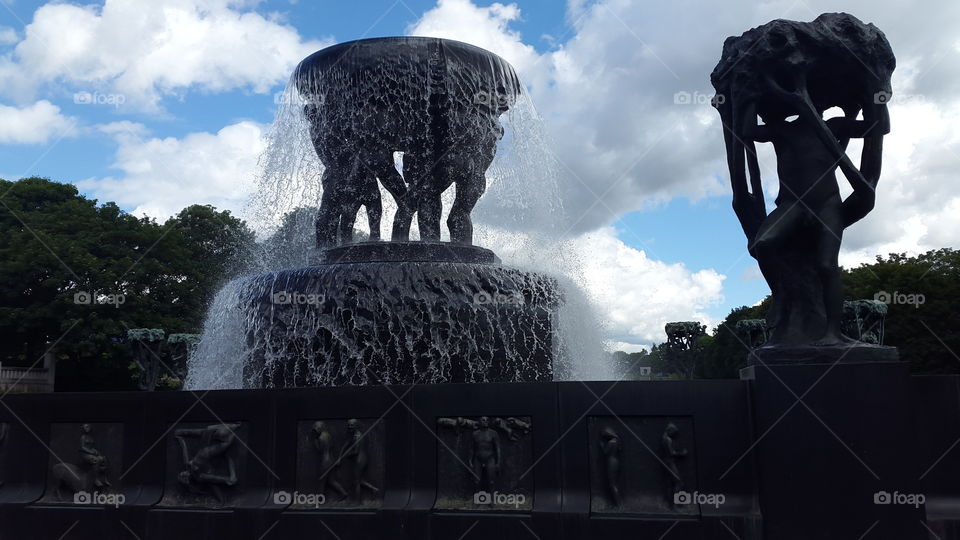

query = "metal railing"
0;363;55;393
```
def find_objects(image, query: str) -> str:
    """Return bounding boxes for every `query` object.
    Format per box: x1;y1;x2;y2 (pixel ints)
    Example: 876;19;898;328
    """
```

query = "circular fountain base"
237;242;560;388
321;241;501;264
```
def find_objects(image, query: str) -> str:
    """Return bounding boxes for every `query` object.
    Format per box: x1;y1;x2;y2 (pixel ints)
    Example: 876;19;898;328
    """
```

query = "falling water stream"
186;39;608;389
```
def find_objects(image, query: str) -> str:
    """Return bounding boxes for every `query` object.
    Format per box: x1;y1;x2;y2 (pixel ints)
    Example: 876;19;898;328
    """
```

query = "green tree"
160;204;255;330
609;349;654;379
0;177;164;389
842;249;960;374
697;301;769;379
647;343;675;378
0;178;255;391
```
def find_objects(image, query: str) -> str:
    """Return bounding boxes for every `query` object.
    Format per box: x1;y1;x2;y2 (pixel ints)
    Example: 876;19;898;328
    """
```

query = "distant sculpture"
664;322;707;379
295;37;521;247
338;419;379;500
711;13;895;346
166;333;201;385
736;319;769;349
599;427;623;507
661;423;687;506
469;416;501;495
842;299;888;344
175;423;240;503
51;424;111;501
311;421;348;500
736;301;888;352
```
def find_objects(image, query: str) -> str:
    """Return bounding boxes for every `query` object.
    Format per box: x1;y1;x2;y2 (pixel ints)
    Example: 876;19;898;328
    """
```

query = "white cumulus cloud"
0;100;75;144
0;0;331;110
76;120;265;218
575;227;725;349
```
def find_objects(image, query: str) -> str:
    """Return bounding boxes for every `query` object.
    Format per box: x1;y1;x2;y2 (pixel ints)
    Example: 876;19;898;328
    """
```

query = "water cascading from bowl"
186;37;608;389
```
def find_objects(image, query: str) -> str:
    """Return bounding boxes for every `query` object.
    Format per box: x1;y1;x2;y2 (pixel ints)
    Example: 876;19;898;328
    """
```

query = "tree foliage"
696;302;769;379
842;249;960;374
613;249;960;379
0;178;254;391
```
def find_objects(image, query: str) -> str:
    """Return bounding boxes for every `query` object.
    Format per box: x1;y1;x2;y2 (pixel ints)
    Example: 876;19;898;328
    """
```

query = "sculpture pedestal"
741;346;926;539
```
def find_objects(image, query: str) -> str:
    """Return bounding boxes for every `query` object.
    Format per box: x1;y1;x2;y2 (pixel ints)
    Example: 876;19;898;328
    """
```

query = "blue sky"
1;0;956;350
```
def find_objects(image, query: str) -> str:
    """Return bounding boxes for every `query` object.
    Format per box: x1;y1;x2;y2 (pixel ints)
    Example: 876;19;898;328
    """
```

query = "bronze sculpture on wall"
436;415;533;510
310;421;348;500
661;422;688;507
295;418;385;508
599;426;623;508
469;416;502;494
174;423;241;503
338;418;380;500
50;424;113;501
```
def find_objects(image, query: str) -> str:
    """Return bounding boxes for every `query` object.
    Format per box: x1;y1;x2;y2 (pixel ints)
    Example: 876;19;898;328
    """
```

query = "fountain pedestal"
238;242;561;388
321;241;501;264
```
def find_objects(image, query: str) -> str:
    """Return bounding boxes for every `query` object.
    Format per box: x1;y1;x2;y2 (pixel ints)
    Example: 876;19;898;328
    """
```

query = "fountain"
187;37;564;389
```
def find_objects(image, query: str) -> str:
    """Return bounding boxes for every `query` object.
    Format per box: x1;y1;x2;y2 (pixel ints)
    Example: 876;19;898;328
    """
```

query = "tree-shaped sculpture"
664;322;707;379
711;13;895;346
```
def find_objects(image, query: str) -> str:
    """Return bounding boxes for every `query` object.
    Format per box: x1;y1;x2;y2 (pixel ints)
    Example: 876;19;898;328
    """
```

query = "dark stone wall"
0;375;954;539
0;381;756;539
912;376;960;539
